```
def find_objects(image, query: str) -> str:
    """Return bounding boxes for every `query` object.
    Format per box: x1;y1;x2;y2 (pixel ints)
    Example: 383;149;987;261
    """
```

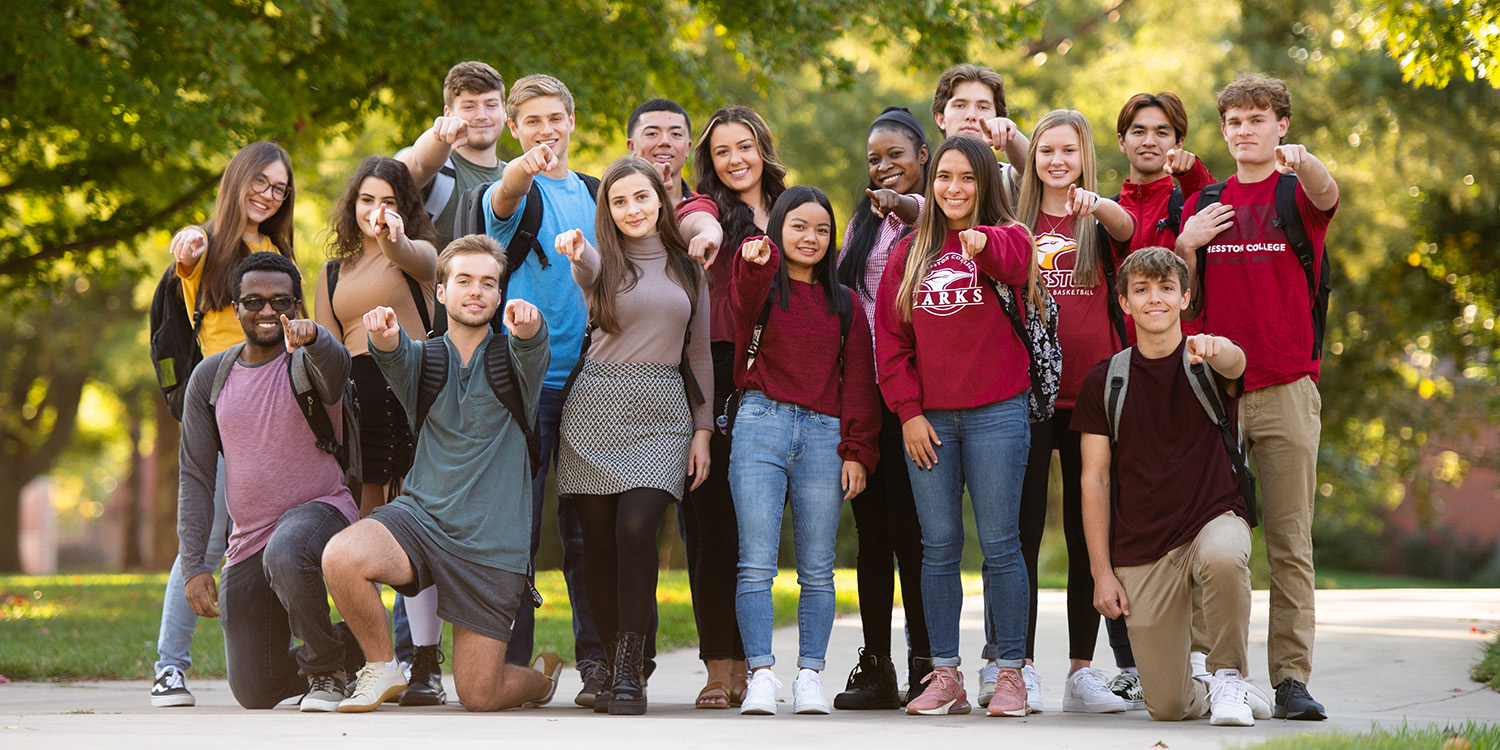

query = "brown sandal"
728;674;749;707
695;681;731;709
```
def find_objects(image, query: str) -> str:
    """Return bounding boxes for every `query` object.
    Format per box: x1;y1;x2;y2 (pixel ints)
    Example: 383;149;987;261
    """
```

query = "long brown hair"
327;156;437;269
198;142;296;310
693;106;787;250
1017;109;1104;289
895;136;1041;321
587;156;700;335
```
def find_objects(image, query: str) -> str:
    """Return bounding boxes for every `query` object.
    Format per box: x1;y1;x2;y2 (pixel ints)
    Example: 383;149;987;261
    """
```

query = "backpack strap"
836;284;854;375
403;272;433;336
742;284;778;373
288;348;345;468
1272;172;1328;360
560;322;594;401
1182;349;1260;528
1164;186;1185;237
578;172;602;200
421;157;457;219
414;337;449;436
1095;223;1129;348
1189;181;1228;317
325;260;346;340
1103;349;1133;445
483;334;543;478
207;343;246;409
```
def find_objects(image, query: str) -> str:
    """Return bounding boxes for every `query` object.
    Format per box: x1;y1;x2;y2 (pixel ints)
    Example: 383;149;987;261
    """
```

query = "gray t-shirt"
433;151;506;249
370;324;550;574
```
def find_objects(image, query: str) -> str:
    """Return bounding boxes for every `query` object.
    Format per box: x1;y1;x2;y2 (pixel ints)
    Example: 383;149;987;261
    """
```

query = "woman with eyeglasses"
152;141;298;709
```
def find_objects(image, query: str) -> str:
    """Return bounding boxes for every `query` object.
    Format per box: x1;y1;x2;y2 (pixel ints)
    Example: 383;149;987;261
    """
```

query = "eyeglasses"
250;174;291;202
237;295;297;312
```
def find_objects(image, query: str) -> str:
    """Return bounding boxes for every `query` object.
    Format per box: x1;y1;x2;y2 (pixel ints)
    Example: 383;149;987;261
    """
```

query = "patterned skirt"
558;360;693;501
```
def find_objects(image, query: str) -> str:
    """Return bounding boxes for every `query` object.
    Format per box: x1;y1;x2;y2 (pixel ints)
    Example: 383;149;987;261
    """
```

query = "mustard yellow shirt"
178;236;278;356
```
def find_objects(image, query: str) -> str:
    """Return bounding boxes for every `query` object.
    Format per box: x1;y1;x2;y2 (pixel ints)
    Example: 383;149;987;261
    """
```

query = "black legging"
851;405;930;660
685;342;746;661
1018;408;1099;662
576;489;675;640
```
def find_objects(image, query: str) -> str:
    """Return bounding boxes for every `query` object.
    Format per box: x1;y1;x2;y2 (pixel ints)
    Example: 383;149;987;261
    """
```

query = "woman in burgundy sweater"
875;135;1040;717
728;186;880;716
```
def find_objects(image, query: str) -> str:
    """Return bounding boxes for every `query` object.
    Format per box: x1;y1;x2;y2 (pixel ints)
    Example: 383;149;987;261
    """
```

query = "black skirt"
350;354;415;485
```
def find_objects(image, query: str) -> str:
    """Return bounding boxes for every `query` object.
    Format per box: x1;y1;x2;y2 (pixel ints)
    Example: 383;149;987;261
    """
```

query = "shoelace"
1074;667;1111;693
922;668;959;695
352;666;384;696
156;667;185;691
997;668;1025;695
308;673;337;693
1109;673;1142;697
1210;674;1248;705
1278;679;1312;702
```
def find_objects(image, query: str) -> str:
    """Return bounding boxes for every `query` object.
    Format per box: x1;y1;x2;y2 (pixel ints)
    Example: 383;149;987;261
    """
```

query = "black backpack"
413;335;541;479
1190;174;1331;360
149;263;205;421
207;342;363;498
324;259;433;338
717;284;854;435
432;171;602;337
1109;185;1185;246
1093;222;1129;348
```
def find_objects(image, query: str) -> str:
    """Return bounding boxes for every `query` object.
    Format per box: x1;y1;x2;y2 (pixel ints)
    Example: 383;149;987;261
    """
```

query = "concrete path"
4;588;1497;749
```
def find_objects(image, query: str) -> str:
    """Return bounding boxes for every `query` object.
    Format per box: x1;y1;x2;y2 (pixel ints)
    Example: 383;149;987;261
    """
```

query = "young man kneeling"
322;235;561;712
1074;247;1271;726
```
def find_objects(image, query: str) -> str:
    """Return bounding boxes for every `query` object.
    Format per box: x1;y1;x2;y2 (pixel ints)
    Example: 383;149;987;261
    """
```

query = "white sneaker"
793;669;830;714
338;663;406;713
1190;652;1210;680
150;665;195;707
1107;671;1146;710
740;669;782;715
898;668;911;696
1208;669;1254;726
976;661;999;707
1063;667;1127;713
1021;663;1044;713
1245;680;1273;720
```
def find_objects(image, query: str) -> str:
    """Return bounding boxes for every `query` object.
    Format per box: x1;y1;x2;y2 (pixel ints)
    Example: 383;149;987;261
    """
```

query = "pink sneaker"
905;668;972;715
986;667;1030;717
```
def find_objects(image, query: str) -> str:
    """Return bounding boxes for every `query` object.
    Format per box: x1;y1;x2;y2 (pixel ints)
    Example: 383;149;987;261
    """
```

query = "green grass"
0;569;859;681
1472;633;1500;691
1313;570;1469;590
1240;723;1499;749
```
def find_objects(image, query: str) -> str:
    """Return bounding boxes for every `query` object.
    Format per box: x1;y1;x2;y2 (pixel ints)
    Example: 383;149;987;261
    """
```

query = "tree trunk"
0;478;21;572
149;396;181;570
120;406;145;569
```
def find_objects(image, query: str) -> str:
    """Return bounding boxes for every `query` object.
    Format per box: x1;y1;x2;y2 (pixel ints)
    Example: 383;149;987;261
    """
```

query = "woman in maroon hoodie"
875;135;1041;718
727;186;880;716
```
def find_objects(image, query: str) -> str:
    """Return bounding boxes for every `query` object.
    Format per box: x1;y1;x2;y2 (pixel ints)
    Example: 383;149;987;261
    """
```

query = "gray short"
370;504;526;642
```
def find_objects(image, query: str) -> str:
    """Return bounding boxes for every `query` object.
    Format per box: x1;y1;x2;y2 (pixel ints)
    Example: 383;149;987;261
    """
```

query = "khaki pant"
1241;376;1320;686
1116;513;1252;722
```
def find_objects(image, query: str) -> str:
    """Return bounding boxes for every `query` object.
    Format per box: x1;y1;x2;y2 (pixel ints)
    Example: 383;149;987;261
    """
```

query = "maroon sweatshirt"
875;225;1034;423
730;237;881;472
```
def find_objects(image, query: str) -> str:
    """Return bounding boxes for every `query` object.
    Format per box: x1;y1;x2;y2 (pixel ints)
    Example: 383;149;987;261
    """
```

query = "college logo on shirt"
916;251;984;317
1036;232;1086;294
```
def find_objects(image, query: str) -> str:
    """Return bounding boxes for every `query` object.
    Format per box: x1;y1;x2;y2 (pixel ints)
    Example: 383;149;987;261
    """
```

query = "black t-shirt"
1070;338;1248;567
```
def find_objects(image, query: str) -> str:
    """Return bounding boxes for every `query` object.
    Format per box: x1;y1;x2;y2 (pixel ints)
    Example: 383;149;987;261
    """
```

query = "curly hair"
327;156;437;269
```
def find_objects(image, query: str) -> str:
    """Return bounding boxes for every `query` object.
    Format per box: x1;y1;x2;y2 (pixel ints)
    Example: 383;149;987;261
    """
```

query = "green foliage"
1242;722;1500;750
1473;633;1500;691
1374;0;1500;89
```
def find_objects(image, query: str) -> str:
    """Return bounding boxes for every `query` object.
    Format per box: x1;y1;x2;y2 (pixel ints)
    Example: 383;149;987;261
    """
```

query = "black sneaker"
576;658;609;708
151;665;195;707
1273;678;1326;721
834;648;901;710
398;645;447;706
905;656;934;707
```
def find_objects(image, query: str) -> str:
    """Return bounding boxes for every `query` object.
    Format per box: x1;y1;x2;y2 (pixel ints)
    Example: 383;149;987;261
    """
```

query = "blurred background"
4;0;1498;586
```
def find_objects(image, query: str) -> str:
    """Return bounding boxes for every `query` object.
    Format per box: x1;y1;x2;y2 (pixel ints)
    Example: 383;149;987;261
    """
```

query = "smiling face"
935;80;998;140
447;88;506;151
709;122;764;198
1122;271;1189;336
608;173;662;239
1221;105;1287;167
868;127;927;196
355;177;397;239
436;250;503;329
1119;105;1181;179
932;149;979;229
236;269;300;348
508;94;574;157
1034;123;1084;194
779;200;833;279
244;160;290;226
628;111;690;180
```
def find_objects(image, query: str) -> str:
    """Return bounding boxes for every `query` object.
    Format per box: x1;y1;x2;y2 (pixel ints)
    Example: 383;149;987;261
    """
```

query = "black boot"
905;655;934;707
834;648;901;710
399;645;447;706
607;632;647;715
593;636;615;714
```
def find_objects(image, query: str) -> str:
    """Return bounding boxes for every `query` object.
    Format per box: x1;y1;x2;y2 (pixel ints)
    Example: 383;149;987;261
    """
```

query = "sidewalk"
4;588;1497;749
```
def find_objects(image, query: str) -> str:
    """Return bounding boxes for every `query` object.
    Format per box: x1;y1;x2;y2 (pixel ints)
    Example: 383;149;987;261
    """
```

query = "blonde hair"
1017;109;1105;289
506;74;574;120
436;234;506;284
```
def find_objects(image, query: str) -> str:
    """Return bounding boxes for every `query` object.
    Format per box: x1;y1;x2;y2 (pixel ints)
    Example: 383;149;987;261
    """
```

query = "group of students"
147;59;1337;727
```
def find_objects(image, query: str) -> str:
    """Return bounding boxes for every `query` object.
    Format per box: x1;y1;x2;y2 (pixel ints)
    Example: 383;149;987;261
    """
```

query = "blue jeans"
506;386;605;666
905;395;1030;669
729;392;844;671
156;453;229;674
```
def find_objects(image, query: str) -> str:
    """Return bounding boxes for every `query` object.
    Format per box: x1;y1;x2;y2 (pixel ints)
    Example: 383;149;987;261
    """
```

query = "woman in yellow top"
151;141;297;709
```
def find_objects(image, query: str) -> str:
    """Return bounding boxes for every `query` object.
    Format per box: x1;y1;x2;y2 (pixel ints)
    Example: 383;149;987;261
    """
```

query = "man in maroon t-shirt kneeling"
1073;247;1271;726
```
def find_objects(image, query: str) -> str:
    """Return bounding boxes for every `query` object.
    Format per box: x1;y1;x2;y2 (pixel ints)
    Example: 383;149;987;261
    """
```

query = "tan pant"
1116;513;1252;722
1241;376;1320;686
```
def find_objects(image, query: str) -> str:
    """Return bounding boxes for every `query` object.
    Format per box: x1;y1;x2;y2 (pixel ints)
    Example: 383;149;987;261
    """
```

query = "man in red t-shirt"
1075;247;1269;727
1175;73;1339;721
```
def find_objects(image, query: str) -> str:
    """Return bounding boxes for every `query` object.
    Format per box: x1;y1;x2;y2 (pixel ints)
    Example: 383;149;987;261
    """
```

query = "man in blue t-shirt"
481;73;607;701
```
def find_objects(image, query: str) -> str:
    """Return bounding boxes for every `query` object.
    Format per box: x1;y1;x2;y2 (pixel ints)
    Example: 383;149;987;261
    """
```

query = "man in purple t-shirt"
176;252;361;711
1072;247;1271;727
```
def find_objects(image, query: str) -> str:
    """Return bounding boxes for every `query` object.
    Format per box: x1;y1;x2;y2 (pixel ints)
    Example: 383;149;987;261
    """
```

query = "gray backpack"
1101;346;1258;526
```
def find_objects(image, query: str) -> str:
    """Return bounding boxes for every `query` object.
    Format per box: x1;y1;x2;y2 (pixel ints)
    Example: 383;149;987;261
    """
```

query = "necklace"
1038;212;1071;236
